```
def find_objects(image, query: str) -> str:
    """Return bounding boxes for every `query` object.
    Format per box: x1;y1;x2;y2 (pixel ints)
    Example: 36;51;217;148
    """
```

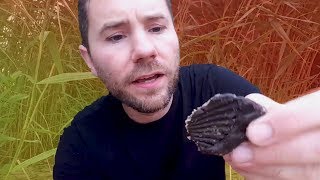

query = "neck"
122;96;173;124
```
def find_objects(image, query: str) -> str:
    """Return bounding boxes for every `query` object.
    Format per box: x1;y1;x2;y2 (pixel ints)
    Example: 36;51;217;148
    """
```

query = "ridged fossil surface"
185;94;266;156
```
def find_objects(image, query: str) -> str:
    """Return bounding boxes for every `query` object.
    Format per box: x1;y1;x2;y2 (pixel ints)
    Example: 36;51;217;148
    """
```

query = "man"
54;0;320;179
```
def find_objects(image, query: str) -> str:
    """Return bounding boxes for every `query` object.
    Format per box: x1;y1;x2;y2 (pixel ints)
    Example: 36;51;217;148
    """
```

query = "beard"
94;58;180;114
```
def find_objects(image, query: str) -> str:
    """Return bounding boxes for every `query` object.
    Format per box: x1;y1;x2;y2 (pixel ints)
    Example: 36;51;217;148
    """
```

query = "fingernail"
232;144;253;163
250;122;273;144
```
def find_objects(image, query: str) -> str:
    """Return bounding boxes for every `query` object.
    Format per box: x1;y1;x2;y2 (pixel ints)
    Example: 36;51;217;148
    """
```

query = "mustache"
125;61;169;83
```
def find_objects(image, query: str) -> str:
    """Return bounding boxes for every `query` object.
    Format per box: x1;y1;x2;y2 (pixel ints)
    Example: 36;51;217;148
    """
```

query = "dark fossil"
185;93;266;156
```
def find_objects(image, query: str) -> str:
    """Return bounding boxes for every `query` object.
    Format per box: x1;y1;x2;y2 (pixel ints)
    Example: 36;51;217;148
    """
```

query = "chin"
127;90;172;114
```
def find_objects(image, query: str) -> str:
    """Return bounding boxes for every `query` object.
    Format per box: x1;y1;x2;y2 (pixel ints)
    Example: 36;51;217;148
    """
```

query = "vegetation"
0;0;319;179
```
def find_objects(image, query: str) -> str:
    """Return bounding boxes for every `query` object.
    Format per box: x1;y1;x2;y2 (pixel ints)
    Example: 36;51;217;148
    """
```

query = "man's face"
80;0;180;113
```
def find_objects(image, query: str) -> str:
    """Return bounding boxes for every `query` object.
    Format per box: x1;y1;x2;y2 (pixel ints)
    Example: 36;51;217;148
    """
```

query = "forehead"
87;0;170;22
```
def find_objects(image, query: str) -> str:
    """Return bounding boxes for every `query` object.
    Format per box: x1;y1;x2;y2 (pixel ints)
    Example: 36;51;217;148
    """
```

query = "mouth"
132;73;164;84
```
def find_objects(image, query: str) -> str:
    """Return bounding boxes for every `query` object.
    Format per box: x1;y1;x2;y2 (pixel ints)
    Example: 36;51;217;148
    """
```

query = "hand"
224;91;320;180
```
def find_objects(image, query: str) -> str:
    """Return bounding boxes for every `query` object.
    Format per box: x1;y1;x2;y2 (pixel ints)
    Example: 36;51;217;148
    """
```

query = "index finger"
247;91;320;146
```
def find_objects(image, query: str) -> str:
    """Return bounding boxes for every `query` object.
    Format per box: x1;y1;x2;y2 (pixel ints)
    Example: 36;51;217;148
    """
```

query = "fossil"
185;93;266;156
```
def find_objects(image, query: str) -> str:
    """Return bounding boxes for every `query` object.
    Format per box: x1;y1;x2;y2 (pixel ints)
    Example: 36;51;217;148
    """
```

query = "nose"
131;30;157;63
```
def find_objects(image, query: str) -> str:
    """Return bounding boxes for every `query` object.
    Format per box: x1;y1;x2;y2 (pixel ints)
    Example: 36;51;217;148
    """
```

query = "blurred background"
0;0;319;179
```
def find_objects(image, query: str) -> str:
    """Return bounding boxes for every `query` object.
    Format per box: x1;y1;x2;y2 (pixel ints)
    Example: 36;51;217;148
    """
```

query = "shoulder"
179;63;239;85
73;95;120;123
54;95;120;178
67;95;122;141
180;63;244;80
178;63;260;97
180;63;219;77
178;64;220;92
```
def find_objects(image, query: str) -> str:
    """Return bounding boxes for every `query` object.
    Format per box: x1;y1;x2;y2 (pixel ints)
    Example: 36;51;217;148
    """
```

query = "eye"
107;34;126;43
149;26;165;33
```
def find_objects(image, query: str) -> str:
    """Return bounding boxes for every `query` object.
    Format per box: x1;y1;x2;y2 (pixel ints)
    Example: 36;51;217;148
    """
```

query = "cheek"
158;38;179;60
166;34;180;58
92;49;127;71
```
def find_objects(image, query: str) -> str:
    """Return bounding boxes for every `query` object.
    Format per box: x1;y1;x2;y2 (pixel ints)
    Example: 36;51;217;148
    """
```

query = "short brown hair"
78;0;172;50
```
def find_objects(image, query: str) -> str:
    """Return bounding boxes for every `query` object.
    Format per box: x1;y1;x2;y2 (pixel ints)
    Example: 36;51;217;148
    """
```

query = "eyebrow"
99;19;128;35
99;13;168;35
142;12;168;23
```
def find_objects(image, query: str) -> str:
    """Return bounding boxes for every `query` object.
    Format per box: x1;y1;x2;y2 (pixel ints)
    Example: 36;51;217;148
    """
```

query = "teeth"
143;78;156;83
136;75;158;83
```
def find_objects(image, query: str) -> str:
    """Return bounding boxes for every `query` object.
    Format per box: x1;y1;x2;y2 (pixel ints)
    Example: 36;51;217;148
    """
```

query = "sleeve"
53;124;92;180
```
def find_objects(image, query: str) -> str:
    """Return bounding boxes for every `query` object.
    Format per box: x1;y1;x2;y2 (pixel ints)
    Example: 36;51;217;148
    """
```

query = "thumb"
245;93;281;111
246;91;320;146
244;93;282;146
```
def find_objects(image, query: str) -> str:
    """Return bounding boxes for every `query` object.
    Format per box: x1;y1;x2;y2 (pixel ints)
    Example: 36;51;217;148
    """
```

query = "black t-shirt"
53;64;260;180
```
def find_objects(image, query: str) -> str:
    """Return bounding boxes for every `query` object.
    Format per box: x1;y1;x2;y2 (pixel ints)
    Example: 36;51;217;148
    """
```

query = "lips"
132;73;164;84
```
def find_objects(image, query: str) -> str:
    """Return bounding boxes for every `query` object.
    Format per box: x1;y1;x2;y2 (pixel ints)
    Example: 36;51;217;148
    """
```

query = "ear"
79;45;98;76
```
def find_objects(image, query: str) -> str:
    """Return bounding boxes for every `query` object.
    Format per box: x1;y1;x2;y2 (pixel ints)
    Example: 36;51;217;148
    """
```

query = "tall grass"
0;0;105;179
0;0;319;179
174;0;320;102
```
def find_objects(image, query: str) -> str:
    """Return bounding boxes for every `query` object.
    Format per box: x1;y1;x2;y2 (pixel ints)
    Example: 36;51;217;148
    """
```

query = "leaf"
0;134;40;143
275;36;320;79
23;73;36;84
10;71;23;80
283;1;300;12
36;72;96;84
242;30;273;53
0;46;17;69
277;26;292;69
0;117;14;126
0;134;18;142
180;51;208;62
270;19;302;60
11;148;57;173
182;22;253;47
27;128;61;136
235;7;256;24
22;36;39;57
61;0;78;21
45;31;64;74
7;94;29;103
0;88;10;100
0;73;10;86
0;163;10;176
